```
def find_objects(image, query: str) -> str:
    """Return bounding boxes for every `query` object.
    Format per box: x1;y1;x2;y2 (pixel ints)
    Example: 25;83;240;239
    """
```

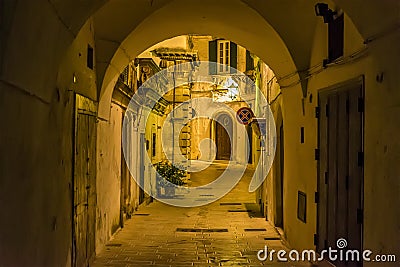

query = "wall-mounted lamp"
315;3;336;23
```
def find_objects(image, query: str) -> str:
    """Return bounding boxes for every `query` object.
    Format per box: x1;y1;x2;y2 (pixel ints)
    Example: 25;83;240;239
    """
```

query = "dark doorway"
139;133;145;204
215;114;232;160
247;125;253;164
317;78;364;267
275;123;284;228
73;95;96;267
120;115;131;228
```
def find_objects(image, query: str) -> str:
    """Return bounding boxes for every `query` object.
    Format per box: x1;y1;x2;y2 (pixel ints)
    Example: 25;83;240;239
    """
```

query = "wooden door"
216;114;232;160
317;79;364;267
73;95;96;267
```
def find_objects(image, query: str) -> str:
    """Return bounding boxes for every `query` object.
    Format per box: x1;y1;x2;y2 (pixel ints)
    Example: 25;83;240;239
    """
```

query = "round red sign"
236;107;254;125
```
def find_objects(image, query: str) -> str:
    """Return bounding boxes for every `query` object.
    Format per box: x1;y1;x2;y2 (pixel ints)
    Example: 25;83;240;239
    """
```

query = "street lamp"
315;3;336;23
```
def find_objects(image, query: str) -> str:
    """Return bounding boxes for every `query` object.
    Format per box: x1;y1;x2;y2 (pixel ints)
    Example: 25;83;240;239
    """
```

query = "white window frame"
217;40;230;73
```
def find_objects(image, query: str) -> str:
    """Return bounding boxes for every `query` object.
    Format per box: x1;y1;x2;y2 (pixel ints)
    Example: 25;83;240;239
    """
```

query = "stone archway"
1;1;400;266
95;0;300;119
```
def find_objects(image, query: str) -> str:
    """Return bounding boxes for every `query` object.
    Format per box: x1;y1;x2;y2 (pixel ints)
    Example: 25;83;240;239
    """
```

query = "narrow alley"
1;1;399;267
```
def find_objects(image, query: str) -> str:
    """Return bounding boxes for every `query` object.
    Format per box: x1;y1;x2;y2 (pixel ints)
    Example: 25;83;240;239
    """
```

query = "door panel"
74;114;88;267
347;86;363;260
336;91;349;242
86;115;96;263
317;95;328;252
73;95;96;267
317;79;364;267
327;94;338;249
216;114;232;160
216;122;231;160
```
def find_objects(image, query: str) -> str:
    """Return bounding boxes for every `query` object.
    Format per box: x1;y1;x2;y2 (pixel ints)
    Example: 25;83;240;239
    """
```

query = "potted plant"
155;161;186;197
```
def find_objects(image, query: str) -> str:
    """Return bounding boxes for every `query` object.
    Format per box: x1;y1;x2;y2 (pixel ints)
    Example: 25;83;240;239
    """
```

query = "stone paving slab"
93;163;313;267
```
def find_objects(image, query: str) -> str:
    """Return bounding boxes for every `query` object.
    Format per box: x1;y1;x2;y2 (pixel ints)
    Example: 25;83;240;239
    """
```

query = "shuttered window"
208;39;237;74
218;40;230;73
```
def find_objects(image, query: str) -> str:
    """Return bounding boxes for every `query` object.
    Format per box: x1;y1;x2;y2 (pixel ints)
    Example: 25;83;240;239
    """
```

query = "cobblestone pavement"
92;161;313;267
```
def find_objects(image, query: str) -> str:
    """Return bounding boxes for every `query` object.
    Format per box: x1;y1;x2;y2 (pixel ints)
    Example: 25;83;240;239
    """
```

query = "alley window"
218;40;230;73
87;45;94;69
328;13;344;62
208;39;237;74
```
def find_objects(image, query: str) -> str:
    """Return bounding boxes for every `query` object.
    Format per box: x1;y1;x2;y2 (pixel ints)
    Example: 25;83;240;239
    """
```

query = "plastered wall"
96;103;123;254
261;11;400;264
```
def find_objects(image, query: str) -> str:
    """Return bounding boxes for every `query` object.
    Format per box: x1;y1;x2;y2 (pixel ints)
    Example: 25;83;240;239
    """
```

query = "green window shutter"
246;50;254;71
230;42;237;73
209;40;217;74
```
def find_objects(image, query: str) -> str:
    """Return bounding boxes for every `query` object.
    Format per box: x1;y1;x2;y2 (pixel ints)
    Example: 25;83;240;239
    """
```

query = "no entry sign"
236;107;254;125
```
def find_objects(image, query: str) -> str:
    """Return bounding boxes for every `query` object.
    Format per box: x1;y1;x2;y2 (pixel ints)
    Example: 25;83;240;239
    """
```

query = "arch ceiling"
47;0;400;43
5;0;398;115
88;0;399;117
